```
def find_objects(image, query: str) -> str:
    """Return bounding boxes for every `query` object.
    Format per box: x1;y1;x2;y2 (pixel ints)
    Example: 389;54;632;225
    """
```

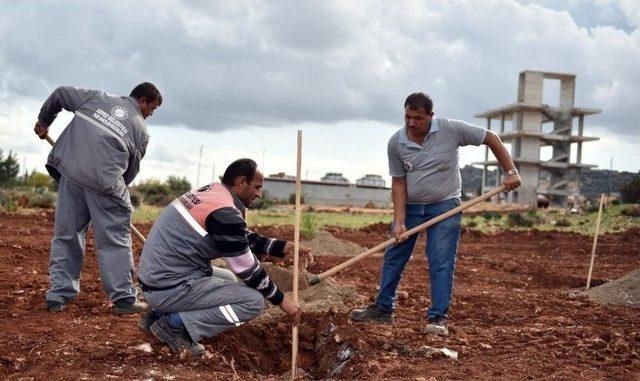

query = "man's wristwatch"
505;168;519;175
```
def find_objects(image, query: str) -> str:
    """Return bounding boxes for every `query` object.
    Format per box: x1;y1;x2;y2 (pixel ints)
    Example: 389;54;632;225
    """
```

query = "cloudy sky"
1;0;638;188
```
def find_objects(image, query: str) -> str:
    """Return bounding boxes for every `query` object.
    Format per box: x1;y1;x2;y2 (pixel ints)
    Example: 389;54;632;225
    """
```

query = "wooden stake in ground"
586;193;605;290
43;134;146;244
290;130;302;380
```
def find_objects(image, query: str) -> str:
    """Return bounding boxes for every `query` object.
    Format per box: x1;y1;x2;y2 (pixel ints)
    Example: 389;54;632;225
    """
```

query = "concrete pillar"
518;71;544;105
481;118;491;194
559;76;575;110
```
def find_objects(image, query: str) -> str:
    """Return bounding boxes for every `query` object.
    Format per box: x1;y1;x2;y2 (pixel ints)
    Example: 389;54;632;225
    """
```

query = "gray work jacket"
38;86;149;207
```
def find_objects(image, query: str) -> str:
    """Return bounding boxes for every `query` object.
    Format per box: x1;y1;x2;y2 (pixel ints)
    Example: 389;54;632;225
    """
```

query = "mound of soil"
301;231;364;257
587;268;640;307
260;263;364;316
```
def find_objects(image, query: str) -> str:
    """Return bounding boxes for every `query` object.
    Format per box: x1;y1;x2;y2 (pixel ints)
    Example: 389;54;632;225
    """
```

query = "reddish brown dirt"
1;211;639;380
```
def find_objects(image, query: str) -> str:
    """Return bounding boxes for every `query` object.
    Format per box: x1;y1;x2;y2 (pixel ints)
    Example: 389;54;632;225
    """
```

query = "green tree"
25;170;54;188
620;173;640;203
133;178;172;206
0;149;20;186
252;189;275;209
166;175;192;196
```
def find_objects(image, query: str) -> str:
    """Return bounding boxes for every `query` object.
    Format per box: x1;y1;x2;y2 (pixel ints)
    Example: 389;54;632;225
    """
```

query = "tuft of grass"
507;212;534;228
301;213;318;240
620;205;640;217
132;204;163;224
554;217;572;227
465;220;478;228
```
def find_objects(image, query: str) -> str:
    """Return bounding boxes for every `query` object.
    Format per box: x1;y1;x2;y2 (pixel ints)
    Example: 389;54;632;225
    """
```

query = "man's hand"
279;297;301;326
284;241;314;268
504;173;522;192
392;221;408;243
34;121;49;139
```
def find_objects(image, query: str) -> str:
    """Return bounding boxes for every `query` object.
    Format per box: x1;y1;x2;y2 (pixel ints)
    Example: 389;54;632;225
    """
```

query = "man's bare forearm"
391;177;407;224
484;131;522;191
485;131;516;171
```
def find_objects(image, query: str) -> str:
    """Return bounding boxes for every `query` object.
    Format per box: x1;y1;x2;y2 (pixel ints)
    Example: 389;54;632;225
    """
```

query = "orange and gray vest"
137;183;283;303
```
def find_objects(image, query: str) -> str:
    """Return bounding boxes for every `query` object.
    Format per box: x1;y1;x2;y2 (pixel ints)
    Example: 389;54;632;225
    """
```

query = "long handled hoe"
309;185;506;285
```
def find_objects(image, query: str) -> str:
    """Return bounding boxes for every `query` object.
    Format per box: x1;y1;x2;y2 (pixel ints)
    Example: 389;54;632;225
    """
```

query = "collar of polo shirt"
399;118;441;148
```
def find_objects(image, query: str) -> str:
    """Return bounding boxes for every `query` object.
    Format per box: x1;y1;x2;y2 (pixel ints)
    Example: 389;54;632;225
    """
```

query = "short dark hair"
222;158;258;186
404;92;433;113
130;82;163;105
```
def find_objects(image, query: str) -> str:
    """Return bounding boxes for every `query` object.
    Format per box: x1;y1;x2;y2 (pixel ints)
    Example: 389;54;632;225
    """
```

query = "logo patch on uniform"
403;160;413;171
110;106;128;120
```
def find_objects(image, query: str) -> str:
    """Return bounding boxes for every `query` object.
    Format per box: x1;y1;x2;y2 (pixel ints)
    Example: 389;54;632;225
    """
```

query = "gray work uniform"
39;86;149;304
138;183;286;342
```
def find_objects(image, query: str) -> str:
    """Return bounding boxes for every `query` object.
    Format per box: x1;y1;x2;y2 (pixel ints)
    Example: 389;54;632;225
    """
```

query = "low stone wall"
264;178;391;208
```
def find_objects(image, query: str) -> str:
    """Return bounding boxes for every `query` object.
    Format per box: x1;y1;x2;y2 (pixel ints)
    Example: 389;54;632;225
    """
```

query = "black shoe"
422;316;448;336
138;309;162;333
112;299;148;315
150;316;205;356
350;304;394;324
46;300;66;313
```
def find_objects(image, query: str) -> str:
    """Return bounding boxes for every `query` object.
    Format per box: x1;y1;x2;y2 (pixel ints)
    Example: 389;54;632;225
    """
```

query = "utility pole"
608;157;613;196
196;145;203;187
211;163;216;183
23;155;27;184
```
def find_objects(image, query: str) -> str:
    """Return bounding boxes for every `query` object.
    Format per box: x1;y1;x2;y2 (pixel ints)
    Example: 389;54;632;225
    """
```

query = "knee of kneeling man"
247;292;265;315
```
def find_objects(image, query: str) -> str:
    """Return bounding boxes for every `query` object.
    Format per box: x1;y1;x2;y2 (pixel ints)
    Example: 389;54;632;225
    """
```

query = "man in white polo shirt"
351;92;521;335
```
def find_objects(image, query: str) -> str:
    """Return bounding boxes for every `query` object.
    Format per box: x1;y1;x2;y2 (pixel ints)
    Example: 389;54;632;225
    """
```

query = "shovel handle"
310;185;506;285
44;135;55;146
44;134;147;244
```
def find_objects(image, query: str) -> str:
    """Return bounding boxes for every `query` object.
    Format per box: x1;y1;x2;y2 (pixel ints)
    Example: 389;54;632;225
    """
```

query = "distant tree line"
131;176;192;206
460;164;640;203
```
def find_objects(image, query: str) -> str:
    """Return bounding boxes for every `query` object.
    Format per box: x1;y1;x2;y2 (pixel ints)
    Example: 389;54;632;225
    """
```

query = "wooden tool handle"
311;185;506;284
290;130;302;380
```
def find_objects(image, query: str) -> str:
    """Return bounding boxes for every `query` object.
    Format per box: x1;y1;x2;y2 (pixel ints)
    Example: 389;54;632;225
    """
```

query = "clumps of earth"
260;263;364;317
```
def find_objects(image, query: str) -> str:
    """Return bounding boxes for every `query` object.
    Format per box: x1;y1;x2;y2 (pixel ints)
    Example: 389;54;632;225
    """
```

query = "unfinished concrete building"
475;70;600;206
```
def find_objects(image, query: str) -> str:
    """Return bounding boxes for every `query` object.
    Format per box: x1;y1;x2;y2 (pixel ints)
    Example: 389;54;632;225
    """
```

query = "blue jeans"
375;198;461;319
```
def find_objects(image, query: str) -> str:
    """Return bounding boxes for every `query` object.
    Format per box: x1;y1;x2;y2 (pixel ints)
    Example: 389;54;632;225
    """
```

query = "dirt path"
1;211;639;380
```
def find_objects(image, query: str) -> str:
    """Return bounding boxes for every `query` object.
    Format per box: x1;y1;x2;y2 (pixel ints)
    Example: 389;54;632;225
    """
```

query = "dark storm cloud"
0;0;637;138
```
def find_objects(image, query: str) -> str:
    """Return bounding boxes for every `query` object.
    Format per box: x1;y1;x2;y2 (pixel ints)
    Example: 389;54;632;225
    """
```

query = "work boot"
138;309;162;333
46;300;66;313
350;304;394;324
422;316;448;336
112;299;148;315
150;316;205;356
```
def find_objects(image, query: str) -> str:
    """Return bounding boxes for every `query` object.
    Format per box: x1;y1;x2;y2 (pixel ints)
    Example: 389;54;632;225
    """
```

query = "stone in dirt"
280;367;309;380
416;345;459;360
586;268;640;307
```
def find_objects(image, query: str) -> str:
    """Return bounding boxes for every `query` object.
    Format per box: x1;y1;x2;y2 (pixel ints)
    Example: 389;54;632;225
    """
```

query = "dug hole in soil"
2;211;640;380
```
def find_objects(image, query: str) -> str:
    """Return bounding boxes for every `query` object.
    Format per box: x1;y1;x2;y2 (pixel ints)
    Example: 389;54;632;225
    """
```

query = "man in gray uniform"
34;82;162;314
351;92;521;335
137;159;311;355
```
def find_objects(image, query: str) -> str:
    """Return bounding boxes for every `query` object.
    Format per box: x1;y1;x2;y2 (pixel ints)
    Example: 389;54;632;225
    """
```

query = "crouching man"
137;158;311;355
